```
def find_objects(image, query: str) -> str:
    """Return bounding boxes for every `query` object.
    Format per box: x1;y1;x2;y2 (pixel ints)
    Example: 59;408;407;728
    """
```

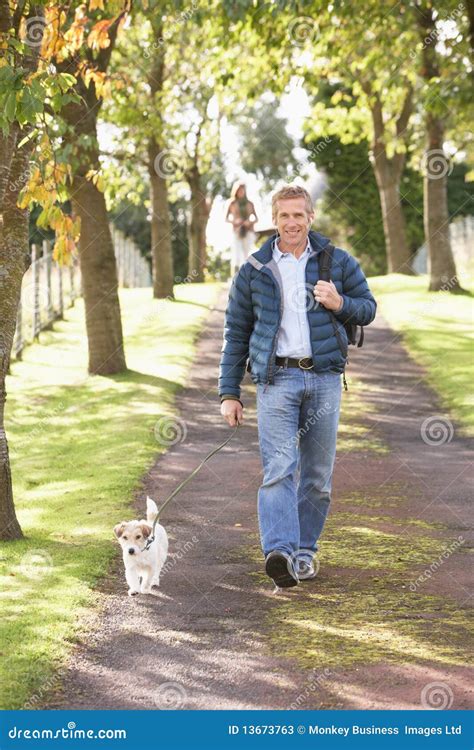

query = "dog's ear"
114;522;126;538
139;523;152;538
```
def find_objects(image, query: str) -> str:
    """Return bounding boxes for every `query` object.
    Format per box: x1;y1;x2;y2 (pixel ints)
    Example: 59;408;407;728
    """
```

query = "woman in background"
225;182;258;276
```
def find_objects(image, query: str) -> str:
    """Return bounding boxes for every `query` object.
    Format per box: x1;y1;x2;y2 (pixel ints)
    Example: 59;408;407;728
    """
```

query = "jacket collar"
251;230;331;266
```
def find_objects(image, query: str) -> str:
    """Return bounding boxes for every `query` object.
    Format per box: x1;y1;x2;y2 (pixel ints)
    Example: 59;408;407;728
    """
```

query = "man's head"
271;185;314;251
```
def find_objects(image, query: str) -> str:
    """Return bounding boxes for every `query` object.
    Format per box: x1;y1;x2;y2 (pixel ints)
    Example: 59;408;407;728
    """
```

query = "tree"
416;1;470;291
53;1;130;371
0;1;47;539
236;99;301;192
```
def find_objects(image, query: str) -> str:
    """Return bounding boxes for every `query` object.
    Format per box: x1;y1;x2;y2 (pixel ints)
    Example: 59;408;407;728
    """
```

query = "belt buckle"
298;357;313;370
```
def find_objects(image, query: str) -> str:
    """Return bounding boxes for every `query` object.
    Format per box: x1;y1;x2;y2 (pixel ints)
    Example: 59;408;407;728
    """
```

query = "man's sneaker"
298;560;318;581
265;550;299;588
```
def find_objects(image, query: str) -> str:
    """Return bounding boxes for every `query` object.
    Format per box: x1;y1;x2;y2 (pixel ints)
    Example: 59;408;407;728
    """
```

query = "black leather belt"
275;356;314;370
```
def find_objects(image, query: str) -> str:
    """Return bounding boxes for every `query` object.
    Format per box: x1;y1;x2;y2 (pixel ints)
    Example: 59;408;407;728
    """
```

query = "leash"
144;423;241;550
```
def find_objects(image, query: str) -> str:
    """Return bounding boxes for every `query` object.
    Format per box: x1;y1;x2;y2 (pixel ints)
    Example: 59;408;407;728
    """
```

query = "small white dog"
114;496;168;597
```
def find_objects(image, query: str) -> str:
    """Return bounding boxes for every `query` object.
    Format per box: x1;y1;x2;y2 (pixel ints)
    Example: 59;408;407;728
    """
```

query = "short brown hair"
271;185;313;222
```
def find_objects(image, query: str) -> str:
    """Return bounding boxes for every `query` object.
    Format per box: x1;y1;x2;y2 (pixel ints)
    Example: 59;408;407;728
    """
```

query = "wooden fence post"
32;244;41;339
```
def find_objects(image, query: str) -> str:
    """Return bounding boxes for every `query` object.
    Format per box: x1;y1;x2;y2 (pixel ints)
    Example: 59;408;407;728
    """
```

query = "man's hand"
314;280;343;312
221;399;244;427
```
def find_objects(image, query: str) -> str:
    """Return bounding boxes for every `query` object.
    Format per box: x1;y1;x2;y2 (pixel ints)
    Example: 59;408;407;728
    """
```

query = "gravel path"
45;287;473;710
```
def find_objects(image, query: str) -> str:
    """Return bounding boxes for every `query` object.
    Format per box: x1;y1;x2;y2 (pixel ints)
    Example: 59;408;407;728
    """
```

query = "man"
218;185;376;588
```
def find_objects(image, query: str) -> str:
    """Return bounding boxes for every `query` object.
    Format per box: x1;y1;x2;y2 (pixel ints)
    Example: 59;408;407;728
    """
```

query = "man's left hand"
314;280;343;312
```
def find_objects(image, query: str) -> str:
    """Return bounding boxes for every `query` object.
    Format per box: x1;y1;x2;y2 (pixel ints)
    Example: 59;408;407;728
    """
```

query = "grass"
243;482;471;673
0;282;222;710
368;273;474;435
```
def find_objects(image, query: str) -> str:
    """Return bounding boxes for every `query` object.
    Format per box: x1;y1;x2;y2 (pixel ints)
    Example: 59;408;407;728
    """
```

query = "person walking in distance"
225;182;258;276
218;185;376;588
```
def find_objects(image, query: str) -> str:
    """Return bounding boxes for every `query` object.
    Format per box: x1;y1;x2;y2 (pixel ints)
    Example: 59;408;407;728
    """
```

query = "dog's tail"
146;496;159;524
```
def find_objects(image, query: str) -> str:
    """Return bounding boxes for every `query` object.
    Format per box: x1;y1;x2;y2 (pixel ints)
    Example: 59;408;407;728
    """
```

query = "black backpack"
318;243;364;390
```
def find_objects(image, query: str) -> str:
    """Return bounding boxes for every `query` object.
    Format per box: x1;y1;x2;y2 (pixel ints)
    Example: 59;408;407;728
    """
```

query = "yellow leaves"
85;168;105;192
87;19;112;51
89;0;105;10
77;61;110;98
41;7;67;61
52;213;81;263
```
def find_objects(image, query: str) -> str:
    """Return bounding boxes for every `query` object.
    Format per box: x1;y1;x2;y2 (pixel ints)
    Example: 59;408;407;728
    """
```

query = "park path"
46;286;473;710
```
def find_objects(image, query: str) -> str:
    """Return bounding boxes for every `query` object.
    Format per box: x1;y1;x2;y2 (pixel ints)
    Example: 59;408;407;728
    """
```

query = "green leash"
144;423;241;550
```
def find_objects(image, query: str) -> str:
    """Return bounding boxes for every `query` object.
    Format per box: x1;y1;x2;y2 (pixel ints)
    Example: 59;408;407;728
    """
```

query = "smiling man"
218;184;376;588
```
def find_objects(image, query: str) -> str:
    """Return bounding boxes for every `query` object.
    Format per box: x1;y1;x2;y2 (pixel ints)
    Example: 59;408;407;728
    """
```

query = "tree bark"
418;4;464;292
70;165;126;373
59;20;127;373
147;22;174;299
0;1;44;540
0;125;29;540
366;86;414;274
148;138;174;298
186;165;209;282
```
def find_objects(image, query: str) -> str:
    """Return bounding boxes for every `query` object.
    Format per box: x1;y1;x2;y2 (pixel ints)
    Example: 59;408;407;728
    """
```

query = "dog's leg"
140;568;154;594
126;567;141;597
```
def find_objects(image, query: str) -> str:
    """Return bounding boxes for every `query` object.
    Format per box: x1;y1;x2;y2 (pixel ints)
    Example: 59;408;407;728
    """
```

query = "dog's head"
114;520;153;556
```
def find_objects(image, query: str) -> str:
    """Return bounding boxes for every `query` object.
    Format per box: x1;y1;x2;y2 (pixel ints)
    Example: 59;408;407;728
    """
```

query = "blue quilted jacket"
218;230;376;401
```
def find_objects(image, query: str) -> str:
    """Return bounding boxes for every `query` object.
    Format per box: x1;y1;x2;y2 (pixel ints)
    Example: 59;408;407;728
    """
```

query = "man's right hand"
221;399;244;427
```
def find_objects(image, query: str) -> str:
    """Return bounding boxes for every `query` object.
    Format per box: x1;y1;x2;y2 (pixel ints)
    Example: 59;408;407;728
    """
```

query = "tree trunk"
418;3;464;292
70;166;127;374
187;166;209;282
61;87;126;374
0;126;31;540
0;2;44;540
372;163;414;274
366;86;414;275
423;117;461;291
148;138;174;298
147;22;174;298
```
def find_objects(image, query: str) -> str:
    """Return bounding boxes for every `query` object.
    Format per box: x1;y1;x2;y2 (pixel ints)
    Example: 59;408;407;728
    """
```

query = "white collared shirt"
272;237;314;358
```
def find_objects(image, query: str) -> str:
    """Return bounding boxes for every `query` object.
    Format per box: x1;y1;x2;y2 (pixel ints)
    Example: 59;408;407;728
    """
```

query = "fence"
412;215;474;277
13;226;151;360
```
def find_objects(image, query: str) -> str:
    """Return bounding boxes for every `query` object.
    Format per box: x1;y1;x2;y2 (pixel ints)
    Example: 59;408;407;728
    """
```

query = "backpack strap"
318;243;348;391
318;243;333;282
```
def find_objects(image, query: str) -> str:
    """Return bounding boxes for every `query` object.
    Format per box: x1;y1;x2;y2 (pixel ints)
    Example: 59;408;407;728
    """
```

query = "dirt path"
46;287;473;710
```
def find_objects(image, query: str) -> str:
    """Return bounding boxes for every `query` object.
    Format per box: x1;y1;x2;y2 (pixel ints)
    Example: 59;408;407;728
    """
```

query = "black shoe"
265;550;299;588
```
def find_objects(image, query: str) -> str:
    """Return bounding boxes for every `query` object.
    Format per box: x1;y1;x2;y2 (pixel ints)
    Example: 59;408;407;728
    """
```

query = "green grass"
0;283;221;710
368;274;474;435
242;483;471;673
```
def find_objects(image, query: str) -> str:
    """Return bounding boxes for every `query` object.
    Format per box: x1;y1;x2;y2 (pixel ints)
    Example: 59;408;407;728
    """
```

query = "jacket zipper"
264;270;283;390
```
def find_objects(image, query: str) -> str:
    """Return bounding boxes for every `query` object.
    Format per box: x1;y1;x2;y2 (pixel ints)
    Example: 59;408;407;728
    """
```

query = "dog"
114;496;168;596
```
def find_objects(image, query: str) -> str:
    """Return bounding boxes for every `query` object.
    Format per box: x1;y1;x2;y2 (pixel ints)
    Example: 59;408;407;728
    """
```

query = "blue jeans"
256;367;342;564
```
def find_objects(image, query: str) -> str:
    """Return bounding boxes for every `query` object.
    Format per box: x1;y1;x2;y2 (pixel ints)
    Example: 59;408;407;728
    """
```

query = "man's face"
274;197;313;249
